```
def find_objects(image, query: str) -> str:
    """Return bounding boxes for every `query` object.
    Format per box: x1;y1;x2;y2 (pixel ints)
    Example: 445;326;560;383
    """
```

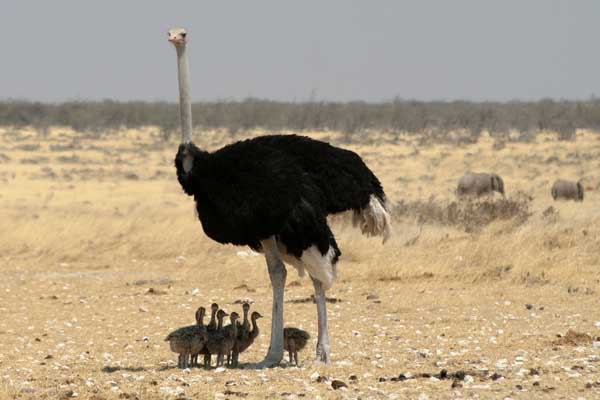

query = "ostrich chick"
164;307;207;368
197;303;219;367
231;310;262;367
203;309;228;368
206;312;239;367
190;306;208;367
283;327;310;366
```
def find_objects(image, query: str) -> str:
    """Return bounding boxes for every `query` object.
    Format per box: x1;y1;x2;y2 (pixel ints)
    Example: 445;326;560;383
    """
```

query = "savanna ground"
0;127;599;399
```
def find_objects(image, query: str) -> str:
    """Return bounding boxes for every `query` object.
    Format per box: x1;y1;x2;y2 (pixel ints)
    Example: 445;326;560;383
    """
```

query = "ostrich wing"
250;135;386;214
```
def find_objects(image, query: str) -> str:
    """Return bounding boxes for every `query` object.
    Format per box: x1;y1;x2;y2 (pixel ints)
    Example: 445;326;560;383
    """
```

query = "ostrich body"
168;28;391;366
283;327;310;366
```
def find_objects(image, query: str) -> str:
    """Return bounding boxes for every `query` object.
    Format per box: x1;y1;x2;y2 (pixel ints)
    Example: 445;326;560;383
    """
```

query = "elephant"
457;172;505;198
551;179;583;201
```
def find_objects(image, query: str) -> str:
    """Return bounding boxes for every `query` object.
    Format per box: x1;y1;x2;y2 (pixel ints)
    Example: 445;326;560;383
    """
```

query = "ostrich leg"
254;237;286;368
312;277;331;363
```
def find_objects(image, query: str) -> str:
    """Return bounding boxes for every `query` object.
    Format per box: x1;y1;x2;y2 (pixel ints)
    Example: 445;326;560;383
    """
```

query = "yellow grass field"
0;127;599;399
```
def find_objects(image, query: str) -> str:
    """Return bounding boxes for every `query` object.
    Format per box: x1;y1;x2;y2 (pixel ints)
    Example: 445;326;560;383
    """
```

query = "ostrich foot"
316;342;330;364
242;355;282;369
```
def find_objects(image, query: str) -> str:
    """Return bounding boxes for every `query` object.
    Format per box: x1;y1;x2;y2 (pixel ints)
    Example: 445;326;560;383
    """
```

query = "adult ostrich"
168;28;391;366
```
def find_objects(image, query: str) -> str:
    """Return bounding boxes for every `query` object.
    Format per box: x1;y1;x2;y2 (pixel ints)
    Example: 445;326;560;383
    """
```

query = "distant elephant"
551;179;583;201
457;172;505;198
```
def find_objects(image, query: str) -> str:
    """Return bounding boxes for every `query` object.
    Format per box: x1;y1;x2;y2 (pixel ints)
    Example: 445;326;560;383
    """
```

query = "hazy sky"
2;1;599;102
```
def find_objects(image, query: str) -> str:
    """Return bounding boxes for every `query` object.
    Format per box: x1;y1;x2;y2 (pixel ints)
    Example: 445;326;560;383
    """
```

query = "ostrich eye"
181;33;187;38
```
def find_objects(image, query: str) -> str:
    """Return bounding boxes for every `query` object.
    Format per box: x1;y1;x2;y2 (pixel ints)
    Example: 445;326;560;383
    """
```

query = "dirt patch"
552;330;594;346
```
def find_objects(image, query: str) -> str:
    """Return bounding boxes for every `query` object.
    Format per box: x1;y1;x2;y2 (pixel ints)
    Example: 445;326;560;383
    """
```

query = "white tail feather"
352;195;393;243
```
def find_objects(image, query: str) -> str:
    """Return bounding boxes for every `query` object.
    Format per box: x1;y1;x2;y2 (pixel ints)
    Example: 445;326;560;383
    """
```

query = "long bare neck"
176;45;193;143
230;319;238;337
208;310;216;327
250;317;259;338
217;315;225;329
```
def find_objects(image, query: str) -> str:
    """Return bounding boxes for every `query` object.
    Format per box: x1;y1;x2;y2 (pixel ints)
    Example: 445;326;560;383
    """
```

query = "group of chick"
165;302;310;369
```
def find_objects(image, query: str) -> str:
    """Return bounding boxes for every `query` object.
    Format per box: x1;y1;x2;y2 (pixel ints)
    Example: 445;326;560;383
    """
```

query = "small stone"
451;380;463;388
525;304;534;310
59;390;75;399
139;307;148;313
490;373;503;381
516;384;523;390
331;380;347;390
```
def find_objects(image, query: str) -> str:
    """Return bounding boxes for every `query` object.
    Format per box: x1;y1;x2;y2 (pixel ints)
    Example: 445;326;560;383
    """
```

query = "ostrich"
167;28;391;366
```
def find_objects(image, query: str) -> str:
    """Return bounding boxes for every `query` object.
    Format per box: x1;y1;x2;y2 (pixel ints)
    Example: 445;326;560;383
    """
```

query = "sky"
2;1;599;102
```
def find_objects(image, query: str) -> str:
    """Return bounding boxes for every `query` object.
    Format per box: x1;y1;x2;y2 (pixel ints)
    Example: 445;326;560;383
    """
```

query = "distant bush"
392;196;532;232
1;98;600;140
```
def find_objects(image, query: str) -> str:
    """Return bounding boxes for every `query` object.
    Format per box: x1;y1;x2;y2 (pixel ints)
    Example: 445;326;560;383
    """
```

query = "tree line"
1;98;599;140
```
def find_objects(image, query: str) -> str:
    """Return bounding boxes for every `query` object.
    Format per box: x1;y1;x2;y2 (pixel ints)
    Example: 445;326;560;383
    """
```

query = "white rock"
418;393;429;400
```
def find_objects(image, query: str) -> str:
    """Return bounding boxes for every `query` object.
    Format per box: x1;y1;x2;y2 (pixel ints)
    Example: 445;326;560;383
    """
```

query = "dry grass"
0;127;599;399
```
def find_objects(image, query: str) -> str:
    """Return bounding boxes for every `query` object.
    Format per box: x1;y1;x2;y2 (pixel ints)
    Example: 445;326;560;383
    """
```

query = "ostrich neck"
250;318;259;338
176;45;193;144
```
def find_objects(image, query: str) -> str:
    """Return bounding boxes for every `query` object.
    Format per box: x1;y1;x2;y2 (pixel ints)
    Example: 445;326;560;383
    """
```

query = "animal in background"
457;172;505;198
551;179;584;201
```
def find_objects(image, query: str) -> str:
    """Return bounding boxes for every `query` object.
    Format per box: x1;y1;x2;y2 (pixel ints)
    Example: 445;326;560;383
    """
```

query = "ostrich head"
251;311;263;321
211;303;219;313
242;302;250;313
230;312;240;323
168;28;187;47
